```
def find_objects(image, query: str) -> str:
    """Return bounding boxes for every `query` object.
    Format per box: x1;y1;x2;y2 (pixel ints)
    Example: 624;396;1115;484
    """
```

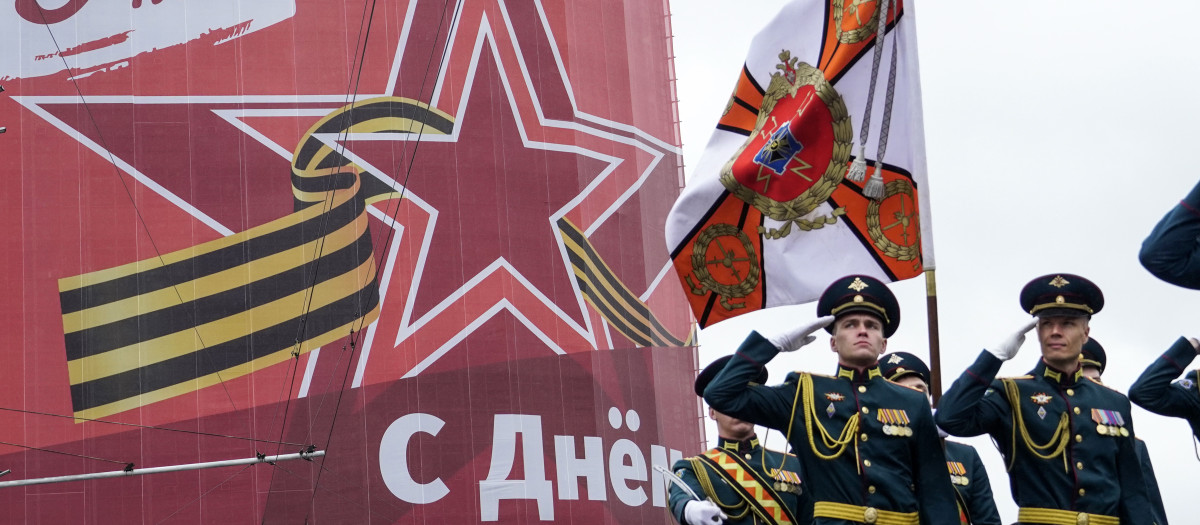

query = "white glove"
683;500;726;525
765;315;836;352
985;319;1038;361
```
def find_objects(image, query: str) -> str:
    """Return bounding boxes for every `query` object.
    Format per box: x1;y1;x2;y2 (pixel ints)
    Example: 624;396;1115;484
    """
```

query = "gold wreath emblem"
865;179;920;263
832;0;880;44
719;52;852;224
686;223;760;311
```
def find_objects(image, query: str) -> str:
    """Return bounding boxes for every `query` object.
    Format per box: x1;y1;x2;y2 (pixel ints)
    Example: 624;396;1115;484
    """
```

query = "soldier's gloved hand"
765;315;836;352
683;500;726;525
985;319;1038;361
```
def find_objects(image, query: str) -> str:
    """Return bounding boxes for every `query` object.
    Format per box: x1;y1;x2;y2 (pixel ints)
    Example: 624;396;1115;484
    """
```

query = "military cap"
1081;337;1107;374
1019;273;1104;318
816;274;900;338
880;352;931;386
695;355;768;396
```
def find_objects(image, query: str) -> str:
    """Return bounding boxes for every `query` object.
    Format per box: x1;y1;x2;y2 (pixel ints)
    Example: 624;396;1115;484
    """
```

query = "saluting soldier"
1080;338;1168;524
1139;179;1200;288
936;274;1156;525
668;356;809;525
1128;334;1200;448
879;352;1001;525
704;274;960;525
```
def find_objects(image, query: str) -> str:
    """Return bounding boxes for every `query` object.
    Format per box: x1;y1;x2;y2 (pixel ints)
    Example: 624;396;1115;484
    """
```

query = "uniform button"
858;386;867;393
1073;407;1081;414
1075;434;1083;443
861;407;870;414
1076;462;1084;470
1067;389;1075;396
1078;488;1086;497
745;454;752;460
863;459;872;467
861;433;869;442
868;485;876;494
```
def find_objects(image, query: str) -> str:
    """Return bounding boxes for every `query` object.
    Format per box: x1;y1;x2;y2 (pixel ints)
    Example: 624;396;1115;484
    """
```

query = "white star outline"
13;0;686;394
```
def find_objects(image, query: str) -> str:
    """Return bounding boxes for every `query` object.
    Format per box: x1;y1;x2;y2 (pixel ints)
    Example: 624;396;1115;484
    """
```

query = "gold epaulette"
1000;374;1035;381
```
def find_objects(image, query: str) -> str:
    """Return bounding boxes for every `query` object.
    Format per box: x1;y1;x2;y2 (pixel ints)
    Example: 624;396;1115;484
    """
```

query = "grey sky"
671;1;1200;523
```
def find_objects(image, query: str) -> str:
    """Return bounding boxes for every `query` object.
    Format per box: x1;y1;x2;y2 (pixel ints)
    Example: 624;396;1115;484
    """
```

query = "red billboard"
0;0;697;522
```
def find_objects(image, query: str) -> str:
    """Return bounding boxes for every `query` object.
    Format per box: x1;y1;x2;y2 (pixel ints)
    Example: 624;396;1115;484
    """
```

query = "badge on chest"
877;408;912;436
1091;408;1129;437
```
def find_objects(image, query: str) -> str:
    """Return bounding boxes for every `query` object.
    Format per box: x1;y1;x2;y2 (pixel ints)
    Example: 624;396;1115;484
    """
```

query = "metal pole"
926;270;943;406
0;450;324;488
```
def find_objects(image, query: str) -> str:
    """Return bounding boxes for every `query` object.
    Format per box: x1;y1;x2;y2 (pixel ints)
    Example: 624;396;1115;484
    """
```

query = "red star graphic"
17;0;683;395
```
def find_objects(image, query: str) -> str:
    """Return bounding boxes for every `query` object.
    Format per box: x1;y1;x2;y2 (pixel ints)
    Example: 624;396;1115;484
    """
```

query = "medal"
1096;424;1107;435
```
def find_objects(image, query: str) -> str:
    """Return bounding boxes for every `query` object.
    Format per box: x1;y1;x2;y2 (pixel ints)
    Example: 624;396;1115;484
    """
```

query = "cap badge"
887;354;904;364
1049;275;1070;288
853;295;864;303
1055;295;1065;304
848;277;869;292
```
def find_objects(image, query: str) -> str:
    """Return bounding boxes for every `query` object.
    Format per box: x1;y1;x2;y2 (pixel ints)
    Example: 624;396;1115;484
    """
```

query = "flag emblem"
720;51;851;228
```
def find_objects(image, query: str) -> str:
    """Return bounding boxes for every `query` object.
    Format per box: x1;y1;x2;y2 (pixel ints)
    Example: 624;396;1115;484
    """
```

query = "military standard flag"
666;0;934;327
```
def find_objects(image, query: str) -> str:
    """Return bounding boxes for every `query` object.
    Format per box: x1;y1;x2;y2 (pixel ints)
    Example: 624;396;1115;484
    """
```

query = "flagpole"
925;269;942;405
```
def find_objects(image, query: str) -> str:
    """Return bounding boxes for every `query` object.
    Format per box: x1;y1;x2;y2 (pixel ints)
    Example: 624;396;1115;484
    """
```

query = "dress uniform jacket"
669;436;809;525
1140;179;1200;289
1129;337;1200;438
943;441;1001;525
1133;439;1168;525
936;351;1155;525
704;332;960;525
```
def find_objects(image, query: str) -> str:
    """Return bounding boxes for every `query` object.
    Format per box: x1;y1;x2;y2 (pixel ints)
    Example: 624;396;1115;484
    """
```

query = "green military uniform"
879;351;1001;525
1083;338;1168;524
1139;179;1200;289
942;440;1001;525
670;436;808;525
936;274;1155;525
705;275;960;525
937;354;1152;524
1129;337;1200;439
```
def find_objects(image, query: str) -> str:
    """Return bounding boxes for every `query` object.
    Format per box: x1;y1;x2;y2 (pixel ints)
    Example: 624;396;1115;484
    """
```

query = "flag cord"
845;0;901;202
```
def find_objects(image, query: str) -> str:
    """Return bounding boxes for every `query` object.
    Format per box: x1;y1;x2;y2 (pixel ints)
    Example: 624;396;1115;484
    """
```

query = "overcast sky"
670;1;1200;523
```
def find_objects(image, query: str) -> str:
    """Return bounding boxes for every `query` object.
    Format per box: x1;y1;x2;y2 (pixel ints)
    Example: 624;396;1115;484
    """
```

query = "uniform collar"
718;435;760;455
836;364;882;383
1032;359;1083;387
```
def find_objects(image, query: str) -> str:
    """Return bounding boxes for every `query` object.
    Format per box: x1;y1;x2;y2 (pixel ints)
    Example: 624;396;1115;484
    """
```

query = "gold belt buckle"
1076;513;1089;525
863;506;878;524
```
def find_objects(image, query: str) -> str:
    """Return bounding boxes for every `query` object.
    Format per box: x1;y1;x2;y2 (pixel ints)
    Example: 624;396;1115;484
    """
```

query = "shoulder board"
999;374;1035;381
1084;378;1129;396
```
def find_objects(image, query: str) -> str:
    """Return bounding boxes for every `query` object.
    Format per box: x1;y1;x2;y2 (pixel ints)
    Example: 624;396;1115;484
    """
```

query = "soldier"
1080;338;1168;524
1139;179;1200;288
668;356;808;525
1128;334;1200;444
704;274;960;525
879;352;1001;525
935;273;1156;525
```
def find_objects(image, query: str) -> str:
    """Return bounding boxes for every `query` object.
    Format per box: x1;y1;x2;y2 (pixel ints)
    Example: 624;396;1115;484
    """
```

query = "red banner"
0;0;695;522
